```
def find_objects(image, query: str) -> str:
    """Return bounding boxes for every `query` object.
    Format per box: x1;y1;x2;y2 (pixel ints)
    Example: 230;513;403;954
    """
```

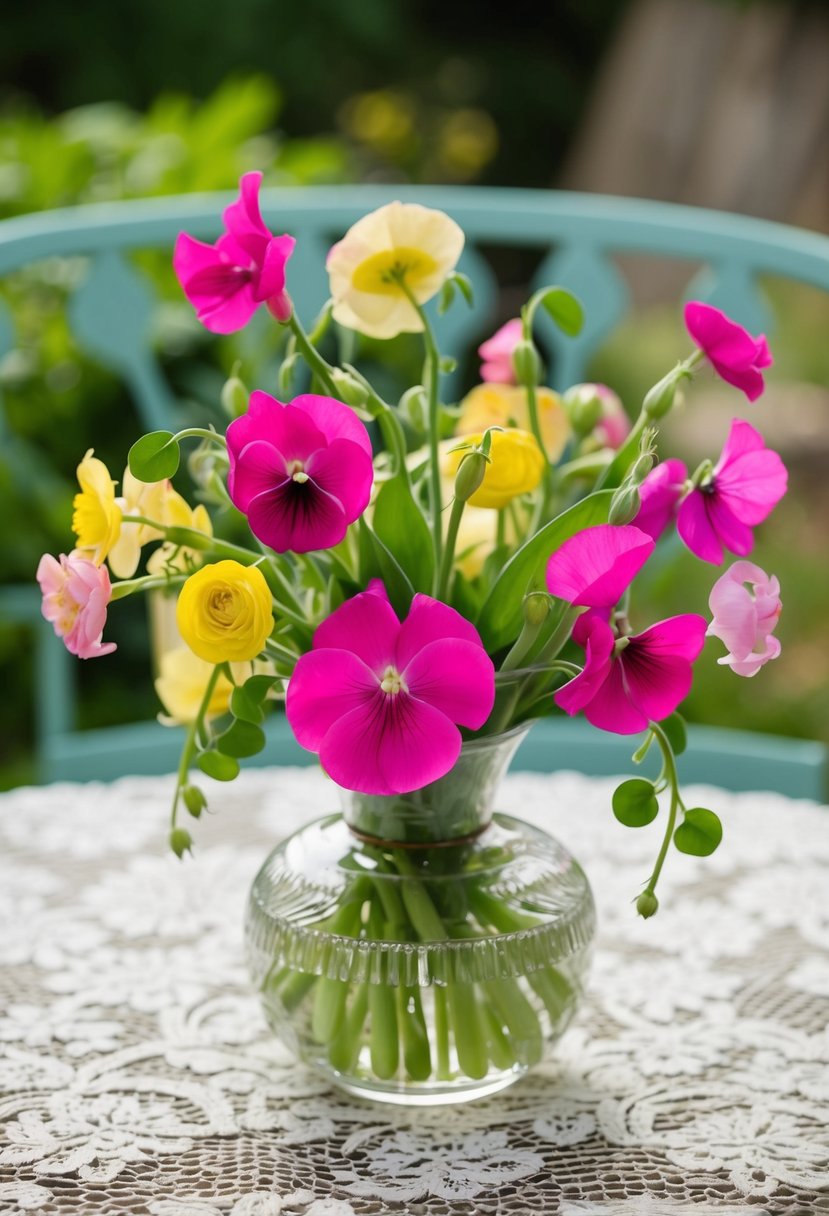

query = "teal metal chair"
1;186;827;796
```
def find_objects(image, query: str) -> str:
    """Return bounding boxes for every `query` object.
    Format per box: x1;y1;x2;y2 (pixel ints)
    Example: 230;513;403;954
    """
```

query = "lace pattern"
1;767;828;1214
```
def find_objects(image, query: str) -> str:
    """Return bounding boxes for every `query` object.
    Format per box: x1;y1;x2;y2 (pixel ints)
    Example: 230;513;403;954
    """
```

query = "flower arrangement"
38;173;786;908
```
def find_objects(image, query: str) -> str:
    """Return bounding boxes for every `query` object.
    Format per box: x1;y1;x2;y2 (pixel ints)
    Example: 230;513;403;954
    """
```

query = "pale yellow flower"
453;505;498;579
107;469;169;579
326;201;464;340
442;428;545;510
457;382;570;462
146;489;213;576
155;646;235;725
177;560;274;664
72;450;122;566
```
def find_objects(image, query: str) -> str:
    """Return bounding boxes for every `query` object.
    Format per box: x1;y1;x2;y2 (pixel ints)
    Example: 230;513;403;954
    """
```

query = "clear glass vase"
245;723;596;1104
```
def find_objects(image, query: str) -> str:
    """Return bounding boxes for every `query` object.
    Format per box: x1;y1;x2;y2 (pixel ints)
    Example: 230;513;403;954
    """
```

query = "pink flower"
286;583;496;795
227;391;374;553
36;552;117;659
684;301;773;402
546;524;654;609
555;611;707;734
591;384;630;449
633;458;688;541
707;561;782;677
677;419;787;565
478;319;523;384
173;172;295;333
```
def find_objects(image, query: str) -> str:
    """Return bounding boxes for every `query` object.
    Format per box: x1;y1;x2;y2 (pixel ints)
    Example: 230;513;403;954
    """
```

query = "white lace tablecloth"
1;767;828;1216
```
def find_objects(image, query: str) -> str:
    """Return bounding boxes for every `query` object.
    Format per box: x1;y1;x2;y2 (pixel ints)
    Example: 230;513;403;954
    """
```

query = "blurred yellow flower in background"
457;383;570;462
442;428;545;509
72;450;121;565
155;647;234;724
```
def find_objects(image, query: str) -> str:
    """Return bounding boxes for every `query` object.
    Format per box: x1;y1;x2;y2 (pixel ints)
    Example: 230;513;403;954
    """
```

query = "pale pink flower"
556;611;707;734
478;319;523;384
37;553;117;659
173;172;295;333
677;419;787;565
633;458;688;542
286;582;495;795
546;524;654;609
590;384;631;449
707;561;782;677
684;301;772;402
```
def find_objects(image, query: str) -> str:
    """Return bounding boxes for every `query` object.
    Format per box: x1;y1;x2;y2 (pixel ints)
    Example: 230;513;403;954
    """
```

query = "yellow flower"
442;429;545;509
457;383;570;462
326;201;464;340
454;505;498;579
176;560;274;664
72;450;122;565
107;469;169;579
146;488;213;576
155;647;234;725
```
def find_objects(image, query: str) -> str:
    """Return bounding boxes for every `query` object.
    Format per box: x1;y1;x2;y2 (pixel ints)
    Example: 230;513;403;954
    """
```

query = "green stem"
110;574;186;601
170;664;222;831
288;312;338;396
173;427;227;447
433;986;451;1079
436;494;465;602
398;279;443;575
642;721;683;901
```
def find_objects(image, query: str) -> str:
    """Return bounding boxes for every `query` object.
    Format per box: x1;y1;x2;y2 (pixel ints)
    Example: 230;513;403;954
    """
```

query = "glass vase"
244;723;596;1104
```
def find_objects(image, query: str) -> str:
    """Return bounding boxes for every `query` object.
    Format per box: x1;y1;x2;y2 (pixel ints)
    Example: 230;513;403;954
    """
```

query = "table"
1;767;827;1215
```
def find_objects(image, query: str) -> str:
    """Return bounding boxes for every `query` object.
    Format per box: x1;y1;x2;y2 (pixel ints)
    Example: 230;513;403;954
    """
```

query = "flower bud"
170;827;193;859
183;785;207;818
523;592;550;627
608;483;641;526
563;384;603;436
644;369;682;420
454;449;488;502
399;385;427;432
636;890;659;918
221;375;249;419
511;340;542;388
330;368;368;409
631;453;654;485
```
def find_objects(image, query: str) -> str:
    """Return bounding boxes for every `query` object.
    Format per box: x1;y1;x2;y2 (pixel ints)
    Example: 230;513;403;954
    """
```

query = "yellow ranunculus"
155;647;234;725
442;429;545;510
72;450;122;565
457;383;570;462
326;201;464;340
176;560;274;664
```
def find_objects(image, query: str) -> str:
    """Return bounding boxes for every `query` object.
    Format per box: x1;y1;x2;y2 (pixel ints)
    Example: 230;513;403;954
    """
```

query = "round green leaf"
230;686;265;725
241;674;278;704
540;287;584;337
216;719;266;759
662;713;688;756
197;751;240;781
674;807;723;856
612;778;659;827
128;431;179;481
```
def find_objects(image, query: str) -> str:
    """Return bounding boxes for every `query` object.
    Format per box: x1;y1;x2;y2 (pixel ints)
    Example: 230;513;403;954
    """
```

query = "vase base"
326;1064;529;1106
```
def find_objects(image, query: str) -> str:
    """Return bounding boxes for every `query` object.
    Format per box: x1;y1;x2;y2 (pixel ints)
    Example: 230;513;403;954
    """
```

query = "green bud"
170;827;193;859
608;483;641;526
399;385;427;432
454;449;488;502
523;592;551;627
329;368;368;408
563;384;603;436
183;785;207;818
511;340;542;388
439;355;458;375
636;890;659;919
643;368;684;420
631;453;654;485
221;375;249;419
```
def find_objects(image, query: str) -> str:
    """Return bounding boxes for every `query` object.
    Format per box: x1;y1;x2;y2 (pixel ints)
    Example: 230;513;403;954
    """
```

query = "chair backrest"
2;185;828;794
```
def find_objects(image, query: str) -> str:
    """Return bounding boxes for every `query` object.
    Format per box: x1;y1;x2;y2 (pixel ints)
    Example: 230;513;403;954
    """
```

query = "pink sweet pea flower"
546;524;654;609
555;611;707;734
37;552;117;659
478;319;523;384
591;385;630;449
173;172;295;333
707;561;782;677
227;391;374;553
677;419;787;565
633;458;688;541
286;583;496;795
684;301;773;402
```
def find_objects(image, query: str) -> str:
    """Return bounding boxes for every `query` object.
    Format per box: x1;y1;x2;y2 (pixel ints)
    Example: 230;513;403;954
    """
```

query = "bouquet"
36;174;787;1094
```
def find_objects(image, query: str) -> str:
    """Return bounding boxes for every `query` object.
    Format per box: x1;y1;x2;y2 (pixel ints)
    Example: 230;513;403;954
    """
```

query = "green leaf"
674;808;722;856
476;491;612;652
230;685;265;725
612;778;659;827
216;719;266;758
538;287;584;337
452;272;475;308
197;751;240;781
128;431;179;481
242;673;279;704
661;713;687;756
372;476;435;595
438;279;455;315
358;518;416;618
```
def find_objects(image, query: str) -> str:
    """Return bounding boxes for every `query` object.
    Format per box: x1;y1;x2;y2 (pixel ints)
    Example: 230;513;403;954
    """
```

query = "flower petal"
554;614;615;717
172;234;257;334
619;651;695;726
313;587;401;674
305;440;374;520
707;576;758;658
715;449;788;525
633;458;687;542
631;614;708;664
222;170;271;265
546;524;654;607
293;393;374;456
677;491;724;564
229;440;289;513
227;393;327;466
253;234;296;303
402;639;495;729
247;480;346;553
286;648;379;751
395;594;485;670
582;660;650;734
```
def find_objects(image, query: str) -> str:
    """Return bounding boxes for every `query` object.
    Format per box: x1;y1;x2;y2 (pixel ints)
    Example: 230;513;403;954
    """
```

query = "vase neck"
339;722;533;845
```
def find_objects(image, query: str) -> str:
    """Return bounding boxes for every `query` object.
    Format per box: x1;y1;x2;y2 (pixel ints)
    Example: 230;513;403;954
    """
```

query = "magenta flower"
478;319;523;384
546;524;654;609
227;391;374;553
556;611;707;734
707;561;782;677
633;458;688;541
37;552;117;659
286;583;496;795
684;301;773;402
677;419;787;565
173;172;295;333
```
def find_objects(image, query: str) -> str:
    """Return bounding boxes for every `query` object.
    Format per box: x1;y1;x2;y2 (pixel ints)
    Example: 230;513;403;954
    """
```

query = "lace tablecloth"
1;767;828;1216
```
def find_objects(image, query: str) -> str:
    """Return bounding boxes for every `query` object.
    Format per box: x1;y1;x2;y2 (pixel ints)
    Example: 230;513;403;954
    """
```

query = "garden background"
1;0;827;787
